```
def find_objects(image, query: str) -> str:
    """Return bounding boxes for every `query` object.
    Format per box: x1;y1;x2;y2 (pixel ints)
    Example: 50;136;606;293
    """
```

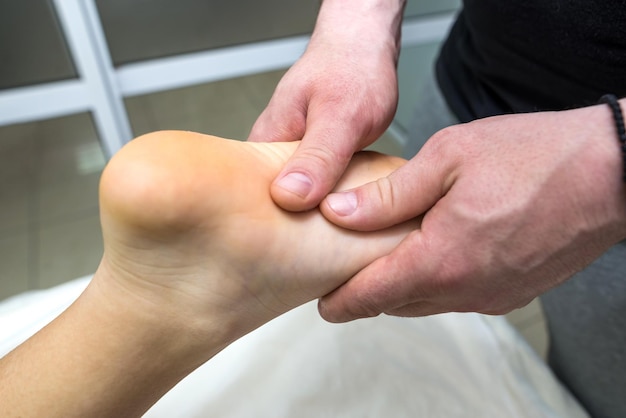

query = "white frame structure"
0;0;455;158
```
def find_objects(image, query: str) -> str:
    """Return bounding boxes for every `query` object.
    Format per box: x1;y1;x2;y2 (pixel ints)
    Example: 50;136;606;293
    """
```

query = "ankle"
91;256;237;362
97;131;244;346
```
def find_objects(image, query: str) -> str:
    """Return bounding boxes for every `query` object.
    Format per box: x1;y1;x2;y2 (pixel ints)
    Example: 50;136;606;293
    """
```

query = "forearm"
0;259;232;418
315;0;406;61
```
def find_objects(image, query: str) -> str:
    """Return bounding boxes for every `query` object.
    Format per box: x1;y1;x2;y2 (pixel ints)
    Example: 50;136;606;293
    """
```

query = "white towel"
0;277;588;418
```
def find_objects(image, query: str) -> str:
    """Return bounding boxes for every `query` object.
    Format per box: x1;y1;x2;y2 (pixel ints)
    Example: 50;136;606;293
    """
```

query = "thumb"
248;96;306;144
270;114;363;212
320;152;453;231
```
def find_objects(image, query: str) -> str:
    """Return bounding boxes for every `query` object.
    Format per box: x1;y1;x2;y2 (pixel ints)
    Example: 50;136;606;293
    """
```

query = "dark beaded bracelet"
598;94;626;181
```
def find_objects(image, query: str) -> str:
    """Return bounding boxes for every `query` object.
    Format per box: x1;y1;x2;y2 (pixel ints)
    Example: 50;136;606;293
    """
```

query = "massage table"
0;276;588;417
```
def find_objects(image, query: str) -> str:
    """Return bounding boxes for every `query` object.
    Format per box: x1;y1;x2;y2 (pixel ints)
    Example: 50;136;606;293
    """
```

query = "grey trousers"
404;72;626;418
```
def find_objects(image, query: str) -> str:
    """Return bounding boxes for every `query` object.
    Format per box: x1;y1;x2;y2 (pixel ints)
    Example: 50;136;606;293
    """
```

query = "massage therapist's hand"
248;0;405;211
319;102;626;322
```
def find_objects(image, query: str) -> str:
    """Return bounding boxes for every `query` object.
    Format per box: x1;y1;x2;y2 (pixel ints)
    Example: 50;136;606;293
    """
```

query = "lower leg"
0;130;417;417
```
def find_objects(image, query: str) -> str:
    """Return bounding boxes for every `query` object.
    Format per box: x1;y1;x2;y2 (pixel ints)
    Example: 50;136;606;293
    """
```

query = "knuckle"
254;108;306;143
371;176;397;214
281;120;306;141
425;124;478;158
428;124;461;147
297;144;351;172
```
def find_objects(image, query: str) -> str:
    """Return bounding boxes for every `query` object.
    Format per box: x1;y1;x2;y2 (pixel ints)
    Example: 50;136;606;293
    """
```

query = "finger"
247;93;306;143
318;230;439;322
320;142;457;231
270;108;365;212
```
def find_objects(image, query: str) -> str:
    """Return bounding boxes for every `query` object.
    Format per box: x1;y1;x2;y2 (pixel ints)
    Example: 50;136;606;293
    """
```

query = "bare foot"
98;130;417;338
0;131;417;417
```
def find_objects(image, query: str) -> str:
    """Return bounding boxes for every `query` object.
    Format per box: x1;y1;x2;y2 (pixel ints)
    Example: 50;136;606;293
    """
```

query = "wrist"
314;0;406;62
598;95;626;181
572;99;626;236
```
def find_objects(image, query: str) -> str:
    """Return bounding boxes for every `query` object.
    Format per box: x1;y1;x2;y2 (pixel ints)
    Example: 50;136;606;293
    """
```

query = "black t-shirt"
437;0;626;122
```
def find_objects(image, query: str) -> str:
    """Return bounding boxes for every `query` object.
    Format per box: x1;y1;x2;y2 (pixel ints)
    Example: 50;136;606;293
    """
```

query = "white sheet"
0;277;588;417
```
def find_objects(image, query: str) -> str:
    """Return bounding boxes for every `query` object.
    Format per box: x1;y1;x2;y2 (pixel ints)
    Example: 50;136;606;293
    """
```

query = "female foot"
0;130;417;417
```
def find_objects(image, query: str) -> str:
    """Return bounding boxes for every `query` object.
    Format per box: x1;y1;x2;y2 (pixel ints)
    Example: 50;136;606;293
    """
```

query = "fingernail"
276;172;313;198
325;192;357;216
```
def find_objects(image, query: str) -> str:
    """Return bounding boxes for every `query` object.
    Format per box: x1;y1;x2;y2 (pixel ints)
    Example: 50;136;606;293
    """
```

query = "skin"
0;131;417;417
318;102;626;322
248;0;626;322
249;0;406;211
